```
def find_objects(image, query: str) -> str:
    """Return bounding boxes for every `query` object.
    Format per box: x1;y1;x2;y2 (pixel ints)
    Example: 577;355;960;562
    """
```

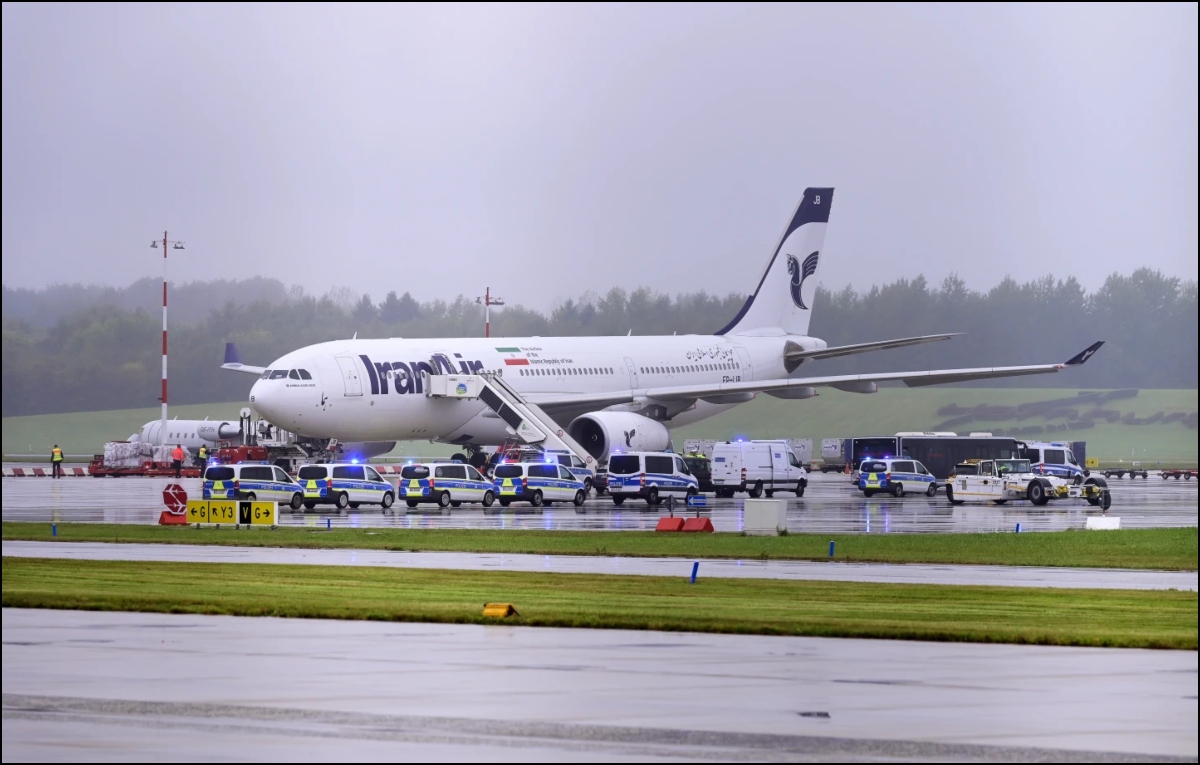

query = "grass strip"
4;522;1196;570
3;557;1196;649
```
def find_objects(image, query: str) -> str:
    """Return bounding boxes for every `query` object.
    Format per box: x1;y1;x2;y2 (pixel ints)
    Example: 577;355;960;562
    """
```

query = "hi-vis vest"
172;448;184;461
198;447;208;459
51;448;63;463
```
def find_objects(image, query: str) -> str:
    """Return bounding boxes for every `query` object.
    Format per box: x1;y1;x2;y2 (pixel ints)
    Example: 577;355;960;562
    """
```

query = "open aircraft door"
334;355;364;396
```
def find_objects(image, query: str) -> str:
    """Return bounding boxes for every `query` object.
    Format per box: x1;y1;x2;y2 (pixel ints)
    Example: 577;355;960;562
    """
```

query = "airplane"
222;187;1103;462
126;417;395;461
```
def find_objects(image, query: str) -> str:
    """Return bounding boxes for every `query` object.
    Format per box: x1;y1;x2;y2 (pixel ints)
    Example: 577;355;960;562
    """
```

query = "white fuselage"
249;334;823;445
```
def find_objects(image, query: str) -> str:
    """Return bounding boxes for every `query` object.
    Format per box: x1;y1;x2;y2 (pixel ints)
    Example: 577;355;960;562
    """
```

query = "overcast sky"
3;3;1196;310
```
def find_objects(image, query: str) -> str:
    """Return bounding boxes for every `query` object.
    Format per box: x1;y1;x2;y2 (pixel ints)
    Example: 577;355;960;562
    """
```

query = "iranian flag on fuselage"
496;347;529;366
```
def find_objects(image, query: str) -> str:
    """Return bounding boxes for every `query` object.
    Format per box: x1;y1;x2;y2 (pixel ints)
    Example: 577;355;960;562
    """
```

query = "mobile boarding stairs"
423;371;595;467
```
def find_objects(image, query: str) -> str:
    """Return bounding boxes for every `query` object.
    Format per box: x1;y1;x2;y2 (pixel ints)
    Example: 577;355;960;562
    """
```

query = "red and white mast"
475;287;505;338
153;232;184;445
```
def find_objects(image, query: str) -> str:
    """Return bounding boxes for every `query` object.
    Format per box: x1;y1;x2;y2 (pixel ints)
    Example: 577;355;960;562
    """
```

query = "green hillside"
4;388;1196;464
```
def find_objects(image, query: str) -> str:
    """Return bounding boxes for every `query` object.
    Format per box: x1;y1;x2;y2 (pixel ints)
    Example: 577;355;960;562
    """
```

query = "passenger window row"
639;363;738;374
260;369;313;380
519;366;614;376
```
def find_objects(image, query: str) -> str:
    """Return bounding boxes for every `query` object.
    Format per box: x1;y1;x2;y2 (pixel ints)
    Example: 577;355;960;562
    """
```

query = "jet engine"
567;412;671;460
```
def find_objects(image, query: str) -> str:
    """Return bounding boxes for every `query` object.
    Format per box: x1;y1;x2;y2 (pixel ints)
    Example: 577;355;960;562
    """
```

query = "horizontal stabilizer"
786;333;960;362
221;342;266;376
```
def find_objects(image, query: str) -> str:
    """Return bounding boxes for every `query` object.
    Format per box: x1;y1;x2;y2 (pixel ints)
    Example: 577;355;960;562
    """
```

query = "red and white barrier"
2;467;90;477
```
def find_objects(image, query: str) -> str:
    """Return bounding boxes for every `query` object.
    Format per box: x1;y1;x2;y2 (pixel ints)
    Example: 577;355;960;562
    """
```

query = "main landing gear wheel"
946;485;964;506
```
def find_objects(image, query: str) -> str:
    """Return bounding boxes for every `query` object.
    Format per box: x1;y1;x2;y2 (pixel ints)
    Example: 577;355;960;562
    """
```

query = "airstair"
424;371;595;467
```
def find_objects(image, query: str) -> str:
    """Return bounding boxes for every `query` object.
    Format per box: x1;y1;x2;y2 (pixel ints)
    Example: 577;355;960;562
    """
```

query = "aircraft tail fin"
714;188;834;336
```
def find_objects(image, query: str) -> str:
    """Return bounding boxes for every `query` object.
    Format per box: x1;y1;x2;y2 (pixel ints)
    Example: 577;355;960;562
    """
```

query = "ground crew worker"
171;444;185;478
196;444;209;467
50;444;64;479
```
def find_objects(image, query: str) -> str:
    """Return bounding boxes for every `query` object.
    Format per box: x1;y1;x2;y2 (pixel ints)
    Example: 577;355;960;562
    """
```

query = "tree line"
2;268;1194;417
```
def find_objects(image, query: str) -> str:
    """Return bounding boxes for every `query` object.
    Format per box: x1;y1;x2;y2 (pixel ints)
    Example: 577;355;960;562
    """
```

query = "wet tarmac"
3;608;1195;761
3;472;1196;534
7;540;1195;591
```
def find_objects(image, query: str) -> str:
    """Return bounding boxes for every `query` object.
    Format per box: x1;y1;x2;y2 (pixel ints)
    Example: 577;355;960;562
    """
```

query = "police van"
1017;441;1086;481
857;458;937;498
546;450;596;492
710;440;807;498
296;463;395;511
606;452;700;506
398;462;495;508
203;463;306;510
492;461;588;507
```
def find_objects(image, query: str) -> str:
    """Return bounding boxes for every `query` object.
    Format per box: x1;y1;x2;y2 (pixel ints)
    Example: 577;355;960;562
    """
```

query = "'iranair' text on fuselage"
358;353;486;395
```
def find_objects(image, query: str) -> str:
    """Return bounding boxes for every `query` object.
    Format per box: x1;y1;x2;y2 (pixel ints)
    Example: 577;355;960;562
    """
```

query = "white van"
711;440;808;498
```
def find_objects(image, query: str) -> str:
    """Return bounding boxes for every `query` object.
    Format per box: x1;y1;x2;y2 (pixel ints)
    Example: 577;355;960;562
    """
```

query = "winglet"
1065;341;1104;366
224;342;243;366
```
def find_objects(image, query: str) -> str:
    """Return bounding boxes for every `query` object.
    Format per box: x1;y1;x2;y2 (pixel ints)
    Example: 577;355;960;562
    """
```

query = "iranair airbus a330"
222;188;1103;463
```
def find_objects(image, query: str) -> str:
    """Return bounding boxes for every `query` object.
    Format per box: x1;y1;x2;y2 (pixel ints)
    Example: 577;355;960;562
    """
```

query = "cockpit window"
298;369;312;380
269;370;288;380
288;369;301;380
260;370;272;380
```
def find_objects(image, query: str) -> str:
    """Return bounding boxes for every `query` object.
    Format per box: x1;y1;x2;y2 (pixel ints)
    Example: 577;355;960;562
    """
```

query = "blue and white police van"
857;457;938;498
606;451;700;506
296;462;395;511
203;462;306;510
492;460;587;507
1018;441;1086;482
398;462;495;508
546;450;597;492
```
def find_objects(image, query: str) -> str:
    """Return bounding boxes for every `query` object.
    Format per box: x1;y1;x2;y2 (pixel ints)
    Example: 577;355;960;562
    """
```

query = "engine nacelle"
568;412;671;460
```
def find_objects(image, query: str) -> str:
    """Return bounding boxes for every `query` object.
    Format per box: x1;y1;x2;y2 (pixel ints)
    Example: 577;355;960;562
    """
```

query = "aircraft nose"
249;379;279;421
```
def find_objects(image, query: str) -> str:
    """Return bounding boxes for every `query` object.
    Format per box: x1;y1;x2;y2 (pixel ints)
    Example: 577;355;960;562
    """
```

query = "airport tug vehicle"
945;458;1111;509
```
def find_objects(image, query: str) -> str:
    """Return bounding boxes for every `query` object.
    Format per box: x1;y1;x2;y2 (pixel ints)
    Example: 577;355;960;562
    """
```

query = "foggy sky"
3;3;1197;311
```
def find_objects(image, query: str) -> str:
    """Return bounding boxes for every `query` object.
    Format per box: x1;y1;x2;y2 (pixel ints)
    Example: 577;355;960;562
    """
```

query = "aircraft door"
624;357;639;388
734;346;754;382
334;355;364;397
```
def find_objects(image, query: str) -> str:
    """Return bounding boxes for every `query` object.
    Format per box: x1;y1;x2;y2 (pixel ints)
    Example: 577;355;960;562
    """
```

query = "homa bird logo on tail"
787;251;820;310
624;429;636;447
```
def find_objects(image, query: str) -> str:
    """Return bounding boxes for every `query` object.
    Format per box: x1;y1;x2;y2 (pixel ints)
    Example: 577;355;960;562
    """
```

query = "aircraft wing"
786;333;960;362
530;342;1104;413
220;342;266;376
